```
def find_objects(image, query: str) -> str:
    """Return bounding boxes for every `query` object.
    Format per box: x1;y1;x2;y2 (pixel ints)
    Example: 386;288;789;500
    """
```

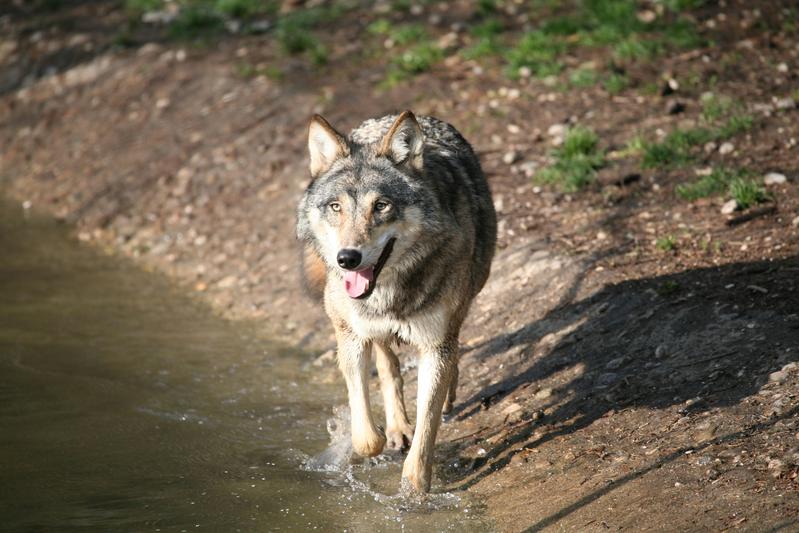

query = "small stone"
661;78;679;96
595;372;619;388
777;63;789;73
605;356;625;370
518;66;532;78
775;97;796;110
655;345;668;359
501;402;523;416
519;161;538;178
768;458;786;478
217;275;237;288
769;370;789;384
547;123;567;138
704;141;718;154
793;215;799;228
534;387;553;400
721;199;738;214
764;172;787;185
718;142;734;155
503;150;520;165
155;97;170;109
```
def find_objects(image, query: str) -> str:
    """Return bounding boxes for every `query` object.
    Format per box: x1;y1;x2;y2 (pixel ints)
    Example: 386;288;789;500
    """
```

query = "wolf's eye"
329;202;341;212
374;201;390;213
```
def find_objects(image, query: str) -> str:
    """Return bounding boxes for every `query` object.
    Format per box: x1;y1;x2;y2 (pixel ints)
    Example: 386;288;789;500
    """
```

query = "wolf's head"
297;111;435;300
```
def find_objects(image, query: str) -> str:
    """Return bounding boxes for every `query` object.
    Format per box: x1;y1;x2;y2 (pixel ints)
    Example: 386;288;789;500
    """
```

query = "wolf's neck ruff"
344;237;396;299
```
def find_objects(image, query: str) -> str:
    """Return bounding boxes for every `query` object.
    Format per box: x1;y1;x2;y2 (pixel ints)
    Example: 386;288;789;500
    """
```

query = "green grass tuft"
569;67;598;87
506;30;565;78
168;6;225;40
656;235;677;252
642;127;714;168
603;72;629;94
728;177;767;209
535;126;605;192
676;167;742;201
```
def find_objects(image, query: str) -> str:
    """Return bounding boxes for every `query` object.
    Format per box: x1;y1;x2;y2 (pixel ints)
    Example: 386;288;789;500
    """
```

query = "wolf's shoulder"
349;114;469;150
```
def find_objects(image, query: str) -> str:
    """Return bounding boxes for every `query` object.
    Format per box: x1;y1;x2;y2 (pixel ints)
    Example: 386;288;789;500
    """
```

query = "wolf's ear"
378;110;424;171
308;114;349;178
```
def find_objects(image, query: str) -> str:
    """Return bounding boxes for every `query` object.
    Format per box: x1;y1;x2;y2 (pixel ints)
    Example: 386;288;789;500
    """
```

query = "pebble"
718;142;734;155
502;150;520;165
721;199;738;214
769;370;788;384
534;387;553;400
547;123;567;138
764;172;787;185
501;402;522;416
655;345;668;359
217;275;237;288
595;372;619;388
605;356;625;370
666;100;686;115
775;97;796;110
768;458;786;478
793;215;799;228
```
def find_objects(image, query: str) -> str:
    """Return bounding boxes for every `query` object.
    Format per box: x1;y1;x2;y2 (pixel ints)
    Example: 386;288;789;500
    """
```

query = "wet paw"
352;427;386;457
385;423;414;452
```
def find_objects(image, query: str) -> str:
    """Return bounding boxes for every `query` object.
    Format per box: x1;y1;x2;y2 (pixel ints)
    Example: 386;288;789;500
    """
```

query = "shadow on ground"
447;253;798;523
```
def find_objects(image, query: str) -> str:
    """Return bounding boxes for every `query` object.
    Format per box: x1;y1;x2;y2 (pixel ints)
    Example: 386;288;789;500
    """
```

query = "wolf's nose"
337;249;362;270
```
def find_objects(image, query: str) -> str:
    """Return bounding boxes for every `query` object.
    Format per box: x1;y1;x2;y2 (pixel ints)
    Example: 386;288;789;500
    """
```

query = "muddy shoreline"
3;1;799;530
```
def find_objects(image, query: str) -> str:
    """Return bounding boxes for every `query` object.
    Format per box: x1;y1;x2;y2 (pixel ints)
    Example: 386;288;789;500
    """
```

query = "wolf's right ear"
308;115;349;178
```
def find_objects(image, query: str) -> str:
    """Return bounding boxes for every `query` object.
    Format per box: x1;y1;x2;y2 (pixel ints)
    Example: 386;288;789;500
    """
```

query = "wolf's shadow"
445;252;799;501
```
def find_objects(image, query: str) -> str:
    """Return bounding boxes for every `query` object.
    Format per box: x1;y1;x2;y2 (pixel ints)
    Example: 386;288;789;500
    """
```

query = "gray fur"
296;112;497;492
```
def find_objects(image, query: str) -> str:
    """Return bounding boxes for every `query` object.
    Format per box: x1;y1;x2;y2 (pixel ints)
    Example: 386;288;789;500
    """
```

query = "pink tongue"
344;267;374;298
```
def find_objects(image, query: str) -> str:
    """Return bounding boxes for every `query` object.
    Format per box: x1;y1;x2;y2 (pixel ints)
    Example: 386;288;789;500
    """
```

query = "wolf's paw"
401;461;432;494
352;427;386;457
385;422;414;452
442;399;454;416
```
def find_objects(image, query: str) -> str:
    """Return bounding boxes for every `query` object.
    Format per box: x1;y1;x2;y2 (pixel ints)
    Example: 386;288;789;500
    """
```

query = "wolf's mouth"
343;238;396;299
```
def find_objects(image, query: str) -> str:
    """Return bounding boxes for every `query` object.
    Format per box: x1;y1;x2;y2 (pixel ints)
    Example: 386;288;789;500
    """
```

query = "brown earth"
2;1;799;531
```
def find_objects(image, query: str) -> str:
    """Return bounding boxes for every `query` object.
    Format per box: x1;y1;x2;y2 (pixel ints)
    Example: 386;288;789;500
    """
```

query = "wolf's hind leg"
336;331;386;457
442;362;458;415
375;341;414;451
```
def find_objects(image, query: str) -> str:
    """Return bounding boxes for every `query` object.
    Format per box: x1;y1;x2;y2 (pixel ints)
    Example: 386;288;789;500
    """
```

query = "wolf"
296;110;496;492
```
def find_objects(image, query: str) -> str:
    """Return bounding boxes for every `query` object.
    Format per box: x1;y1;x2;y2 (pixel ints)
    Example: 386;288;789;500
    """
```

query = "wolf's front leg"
336;331;386;457
401;340;458;492
375;342;414;451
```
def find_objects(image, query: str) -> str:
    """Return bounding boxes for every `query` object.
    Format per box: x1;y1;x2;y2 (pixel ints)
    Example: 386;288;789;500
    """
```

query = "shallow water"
0;201;490;532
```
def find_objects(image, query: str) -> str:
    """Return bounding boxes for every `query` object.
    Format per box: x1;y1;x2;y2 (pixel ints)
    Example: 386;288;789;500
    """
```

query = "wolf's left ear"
308;114;349;178
378;110;424;171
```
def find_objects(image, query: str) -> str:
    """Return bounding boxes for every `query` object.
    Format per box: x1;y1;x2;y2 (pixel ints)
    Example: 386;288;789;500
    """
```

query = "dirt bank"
2;1;799;530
